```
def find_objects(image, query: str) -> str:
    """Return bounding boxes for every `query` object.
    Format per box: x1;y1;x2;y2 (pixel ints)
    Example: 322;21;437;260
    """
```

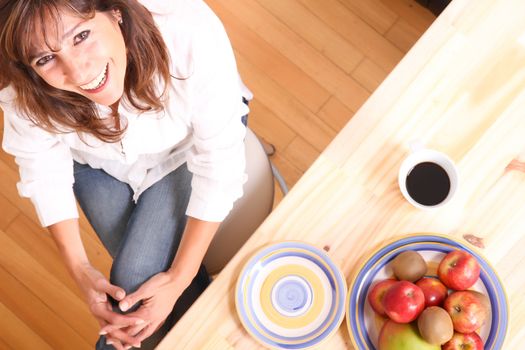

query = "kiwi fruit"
392;250;427;282
417;306;454;345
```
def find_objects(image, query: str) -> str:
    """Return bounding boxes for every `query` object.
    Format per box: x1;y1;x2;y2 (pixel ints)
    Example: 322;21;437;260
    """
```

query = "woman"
0;0;249;349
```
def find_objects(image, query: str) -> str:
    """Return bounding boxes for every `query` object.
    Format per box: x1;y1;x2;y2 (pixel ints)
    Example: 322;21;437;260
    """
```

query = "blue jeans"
73;161;210;350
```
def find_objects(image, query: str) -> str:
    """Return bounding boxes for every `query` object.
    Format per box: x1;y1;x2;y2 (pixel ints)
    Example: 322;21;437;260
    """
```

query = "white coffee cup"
398;141;459;210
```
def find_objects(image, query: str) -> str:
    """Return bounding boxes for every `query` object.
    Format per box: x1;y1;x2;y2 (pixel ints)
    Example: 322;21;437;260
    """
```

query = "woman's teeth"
80;64;108;91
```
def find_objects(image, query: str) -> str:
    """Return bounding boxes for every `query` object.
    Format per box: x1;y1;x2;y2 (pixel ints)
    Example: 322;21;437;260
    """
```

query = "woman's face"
29;9;127;106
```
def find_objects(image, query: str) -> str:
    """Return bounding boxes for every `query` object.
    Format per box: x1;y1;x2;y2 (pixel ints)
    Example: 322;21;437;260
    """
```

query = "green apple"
378;320;440;350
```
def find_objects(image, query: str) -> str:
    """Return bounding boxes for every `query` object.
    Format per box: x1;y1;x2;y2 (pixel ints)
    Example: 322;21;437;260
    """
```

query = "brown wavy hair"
0;0;171;142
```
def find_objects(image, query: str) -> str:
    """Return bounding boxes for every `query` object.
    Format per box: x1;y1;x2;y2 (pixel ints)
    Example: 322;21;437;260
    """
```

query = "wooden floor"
0;1;435;348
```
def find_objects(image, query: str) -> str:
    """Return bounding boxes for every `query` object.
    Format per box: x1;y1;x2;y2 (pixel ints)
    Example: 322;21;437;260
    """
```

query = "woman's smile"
79;63;109;93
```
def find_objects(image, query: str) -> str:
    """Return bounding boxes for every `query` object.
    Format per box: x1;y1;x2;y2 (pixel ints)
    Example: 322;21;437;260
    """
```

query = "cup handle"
408;139;425;153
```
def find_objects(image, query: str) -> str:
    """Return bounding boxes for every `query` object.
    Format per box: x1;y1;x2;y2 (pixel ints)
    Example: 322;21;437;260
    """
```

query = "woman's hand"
99;217;218;346
74;264;145;349
99;271;186;345
48;220;143;348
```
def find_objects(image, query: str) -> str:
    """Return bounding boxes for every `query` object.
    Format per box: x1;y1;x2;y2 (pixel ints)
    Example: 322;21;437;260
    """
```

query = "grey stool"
203;128;287;274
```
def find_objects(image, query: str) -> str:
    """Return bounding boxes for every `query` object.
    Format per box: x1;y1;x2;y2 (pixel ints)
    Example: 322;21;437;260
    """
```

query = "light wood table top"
159;0;525;348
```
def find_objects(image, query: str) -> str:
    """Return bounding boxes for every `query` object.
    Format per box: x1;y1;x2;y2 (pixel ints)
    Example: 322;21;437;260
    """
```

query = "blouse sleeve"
1;87;78;227
183;7;248;222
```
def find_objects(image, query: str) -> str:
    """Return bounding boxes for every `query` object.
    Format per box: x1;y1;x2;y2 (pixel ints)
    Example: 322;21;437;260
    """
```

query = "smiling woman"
0;1;250;349
0;0;172;142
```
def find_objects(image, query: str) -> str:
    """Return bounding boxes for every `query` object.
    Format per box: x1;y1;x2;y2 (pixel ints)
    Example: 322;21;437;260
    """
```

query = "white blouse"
1;0;250;227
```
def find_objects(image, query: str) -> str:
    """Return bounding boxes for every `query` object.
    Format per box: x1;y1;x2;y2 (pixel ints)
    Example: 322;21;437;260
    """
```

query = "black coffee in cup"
405;162;451;206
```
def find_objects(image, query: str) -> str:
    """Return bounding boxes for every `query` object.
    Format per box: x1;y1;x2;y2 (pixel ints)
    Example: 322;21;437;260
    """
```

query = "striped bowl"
235;241;347;349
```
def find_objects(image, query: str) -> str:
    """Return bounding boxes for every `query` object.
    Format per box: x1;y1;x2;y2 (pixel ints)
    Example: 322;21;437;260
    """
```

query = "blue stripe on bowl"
236;242;347;349
347;235;508;350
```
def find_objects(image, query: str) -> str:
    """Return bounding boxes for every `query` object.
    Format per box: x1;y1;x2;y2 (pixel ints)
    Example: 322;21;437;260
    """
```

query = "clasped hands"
80;265;183;350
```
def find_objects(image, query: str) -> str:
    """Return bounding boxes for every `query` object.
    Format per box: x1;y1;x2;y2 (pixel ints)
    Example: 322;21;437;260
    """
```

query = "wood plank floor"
0;1;435;348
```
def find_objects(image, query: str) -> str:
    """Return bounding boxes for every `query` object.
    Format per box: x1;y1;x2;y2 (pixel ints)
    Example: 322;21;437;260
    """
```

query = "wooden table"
158;0;525;348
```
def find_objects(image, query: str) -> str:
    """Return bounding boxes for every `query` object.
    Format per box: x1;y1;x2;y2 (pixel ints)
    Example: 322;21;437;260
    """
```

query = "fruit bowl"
346;234;508;350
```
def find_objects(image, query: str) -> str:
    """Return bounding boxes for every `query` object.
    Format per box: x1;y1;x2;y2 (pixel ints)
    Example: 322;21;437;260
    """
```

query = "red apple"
416;277;448;307
442;332;484;350
438;250;480;290
368;279;397;316
383;280;425;323
378;320;440;350
444;290;490;333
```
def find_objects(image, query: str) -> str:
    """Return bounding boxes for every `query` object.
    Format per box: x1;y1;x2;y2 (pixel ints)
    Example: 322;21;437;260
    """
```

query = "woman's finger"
101;319;149;335
105;328;141;348
105;337;125;350
95;313;109;328
124;320;151;338
94;278;126;302
133;323;160;344
118;285;150;312
93;303;145;328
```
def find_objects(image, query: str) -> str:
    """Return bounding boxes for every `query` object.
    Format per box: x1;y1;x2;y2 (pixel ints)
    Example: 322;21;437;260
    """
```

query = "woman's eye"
73;30;91;45
35;55;55;66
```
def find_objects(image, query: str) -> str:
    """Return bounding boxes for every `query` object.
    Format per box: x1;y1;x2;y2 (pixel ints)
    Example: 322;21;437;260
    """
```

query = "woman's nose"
62;56;91;85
